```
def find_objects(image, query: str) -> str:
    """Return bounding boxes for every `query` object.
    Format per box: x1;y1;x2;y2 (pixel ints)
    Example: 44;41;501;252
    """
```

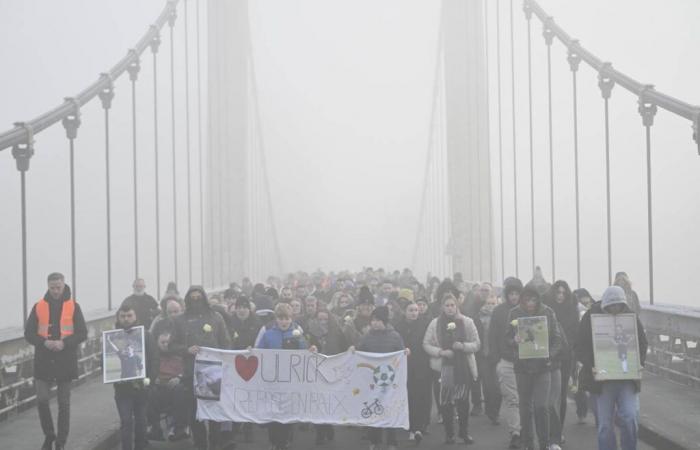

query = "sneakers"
509;433;522;449
409;432;415;440
414;430;423;444
168;426;189;442
549;445;562;450
147;426;165;441
461;434;475;445
445;436;456;444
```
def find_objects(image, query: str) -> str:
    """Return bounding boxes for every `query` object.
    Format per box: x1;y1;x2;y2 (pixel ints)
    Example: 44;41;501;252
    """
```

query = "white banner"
194;347;409;429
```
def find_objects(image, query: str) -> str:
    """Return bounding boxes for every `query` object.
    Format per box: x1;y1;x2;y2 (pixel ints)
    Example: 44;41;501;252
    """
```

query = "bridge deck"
0;374;670;450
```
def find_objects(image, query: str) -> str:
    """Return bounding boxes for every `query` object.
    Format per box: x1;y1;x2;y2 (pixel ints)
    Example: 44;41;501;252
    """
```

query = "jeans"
548;369;562;445
516;370;551;450
147;383;189;432
35;379;71;445
596;381;639;450
559;358;573;424
497;359;521;436
114;387;148;450
368;427;397;445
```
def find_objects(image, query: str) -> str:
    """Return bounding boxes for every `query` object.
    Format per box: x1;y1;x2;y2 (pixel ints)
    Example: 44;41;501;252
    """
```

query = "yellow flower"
203;323;213;333
510;319;518;327
447;322;456;331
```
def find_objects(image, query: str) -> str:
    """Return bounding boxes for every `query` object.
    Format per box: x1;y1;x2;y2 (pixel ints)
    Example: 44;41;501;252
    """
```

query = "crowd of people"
25;268;648;450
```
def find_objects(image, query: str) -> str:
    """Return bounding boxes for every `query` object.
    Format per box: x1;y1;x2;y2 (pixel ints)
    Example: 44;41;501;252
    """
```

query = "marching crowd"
26;267;647;450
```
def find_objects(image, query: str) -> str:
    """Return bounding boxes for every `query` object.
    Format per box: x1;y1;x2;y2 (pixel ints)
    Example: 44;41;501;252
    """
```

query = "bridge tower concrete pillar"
442;0;493;282
207;0;249;287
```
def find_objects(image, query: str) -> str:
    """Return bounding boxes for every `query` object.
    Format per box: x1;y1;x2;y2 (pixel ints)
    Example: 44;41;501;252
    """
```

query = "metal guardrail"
640;304;700;388
0;0;179;153
524;0;700;154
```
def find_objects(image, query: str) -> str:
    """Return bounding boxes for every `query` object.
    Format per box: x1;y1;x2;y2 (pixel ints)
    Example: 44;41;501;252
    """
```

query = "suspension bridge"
1;0;699;449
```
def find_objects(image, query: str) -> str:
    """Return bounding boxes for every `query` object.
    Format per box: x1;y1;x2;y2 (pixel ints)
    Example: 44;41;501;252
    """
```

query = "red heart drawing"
235;355;258;381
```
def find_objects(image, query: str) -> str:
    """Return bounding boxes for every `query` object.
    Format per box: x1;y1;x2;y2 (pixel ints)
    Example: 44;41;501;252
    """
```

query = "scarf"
436;313;470;388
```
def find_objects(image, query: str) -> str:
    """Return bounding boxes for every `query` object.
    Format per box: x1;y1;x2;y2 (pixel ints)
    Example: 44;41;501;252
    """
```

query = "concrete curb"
86;427;120;450
639;420;691;450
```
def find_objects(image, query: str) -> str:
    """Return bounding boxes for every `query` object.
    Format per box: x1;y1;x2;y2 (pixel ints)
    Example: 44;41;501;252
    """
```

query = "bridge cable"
184;0;193;286
544;19;555;281
524;5;535;275
495;0;505;282
484;0;494;283
127;54;141;280
150;30;162;300
567;42;582;289
639;87;657;304
62;98;81;298
12;123;34;322
196;0;205;286
598;63;614;286
168;7;179;285
509;0;519;278
98;75;114;310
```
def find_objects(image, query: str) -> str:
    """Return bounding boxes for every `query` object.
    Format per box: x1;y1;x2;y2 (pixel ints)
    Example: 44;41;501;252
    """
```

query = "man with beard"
121;278;159;330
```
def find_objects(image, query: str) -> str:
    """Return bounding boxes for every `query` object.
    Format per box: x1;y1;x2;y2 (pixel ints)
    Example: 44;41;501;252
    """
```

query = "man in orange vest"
24;272;87;450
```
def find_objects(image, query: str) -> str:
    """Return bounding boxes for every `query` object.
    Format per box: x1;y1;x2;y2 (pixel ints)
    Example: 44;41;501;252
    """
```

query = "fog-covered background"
0;0;698;328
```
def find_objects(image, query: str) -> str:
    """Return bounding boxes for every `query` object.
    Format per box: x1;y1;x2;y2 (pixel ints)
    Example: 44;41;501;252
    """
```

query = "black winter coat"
113;324;159;395
24;287;88;382
395;317;431;380
487;301;518;364
507;303;565;374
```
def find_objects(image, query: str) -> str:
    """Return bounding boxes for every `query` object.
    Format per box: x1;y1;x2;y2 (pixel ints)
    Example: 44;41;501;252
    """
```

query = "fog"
0;0;698;328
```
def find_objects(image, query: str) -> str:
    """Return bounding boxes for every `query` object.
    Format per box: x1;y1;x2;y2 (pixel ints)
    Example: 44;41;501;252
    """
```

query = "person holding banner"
257;302;317;450
171;286;231;450
423;292;480;445
575;286;648;450
356;305;407;450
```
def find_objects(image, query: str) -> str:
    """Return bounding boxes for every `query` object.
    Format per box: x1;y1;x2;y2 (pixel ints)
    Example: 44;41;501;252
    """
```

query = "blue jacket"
257;323;308;350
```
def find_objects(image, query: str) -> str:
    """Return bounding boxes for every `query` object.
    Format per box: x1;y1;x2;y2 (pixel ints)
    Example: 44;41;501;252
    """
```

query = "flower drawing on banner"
352;387;360;396
203;323;213;333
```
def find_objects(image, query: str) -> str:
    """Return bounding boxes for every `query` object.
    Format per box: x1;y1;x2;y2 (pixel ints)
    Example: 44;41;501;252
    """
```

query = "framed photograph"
517;316;549;359
194;359;223;401
591;313;641;381
103;326;146;384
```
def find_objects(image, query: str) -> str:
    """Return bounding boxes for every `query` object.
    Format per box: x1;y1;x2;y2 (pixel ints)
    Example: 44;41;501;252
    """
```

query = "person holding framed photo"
575;286;648;450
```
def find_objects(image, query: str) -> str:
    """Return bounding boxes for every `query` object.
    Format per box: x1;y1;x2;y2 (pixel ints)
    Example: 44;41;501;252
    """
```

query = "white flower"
143;377;151;387
447;322;456;331
292;329;301;338
203;323;213;333
233;331;239;339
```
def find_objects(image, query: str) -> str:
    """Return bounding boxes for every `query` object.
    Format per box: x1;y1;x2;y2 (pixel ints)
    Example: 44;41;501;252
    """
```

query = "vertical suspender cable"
509;0;519;278
544;20;555;280
196;0;205;285
496;0;505;281
638;87;657;304
151;31;162;299
98;76;114;309
62;99;80;298
169;9;179;285
567;43;582;288
598;63;614;286
483;0;494;283
474;4;483;282
184;0;193;286
524;6;535;273
12;123;33;322
127;54;141;280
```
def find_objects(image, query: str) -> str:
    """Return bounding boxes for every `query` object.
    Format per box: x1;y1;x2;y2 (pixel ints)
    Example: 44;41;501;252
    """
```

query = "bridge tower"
206;0;250;286
442;0;493;282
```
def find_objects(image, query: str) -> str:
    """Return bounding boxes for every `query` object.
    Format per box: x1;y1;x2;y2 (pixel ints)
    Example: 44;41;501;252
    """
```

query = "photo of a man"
103;326;146;383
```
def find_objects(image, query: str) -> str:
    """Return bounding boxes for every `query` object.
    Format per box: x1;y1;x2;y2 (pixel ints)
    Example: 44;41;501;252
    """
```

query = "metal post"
62;98;81;298
496;0;505;281
12;123;34;324
127;52;141;279
150;29;162;300
567;41;582;288
638;86;657;304
598;63;615;286
524;2;536;274
98;74;115;310
196;0;205;286
543;18;555;281
168;7;179;285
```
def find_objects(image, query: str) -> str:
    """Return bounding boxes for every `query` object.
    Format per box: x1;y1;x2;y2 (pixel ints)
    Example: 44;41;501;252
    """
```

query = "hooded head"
358;285;375;304
601;286;628;313
370;305;390;329
520;285;542;314
502;277;523;305
184;285;209;312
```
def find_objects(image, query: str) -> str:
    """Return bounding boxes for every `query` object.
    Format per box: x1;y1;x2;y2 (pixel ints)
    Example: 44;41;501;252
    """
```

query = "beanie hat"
235;296;251;309
371;306;390;324
601;286;627;310
398;288;414;302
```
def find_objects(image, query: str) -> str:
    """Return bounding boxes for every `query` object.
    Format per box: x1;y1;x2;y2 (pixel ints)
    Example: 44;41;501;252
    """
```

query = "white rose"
143;377;151;387
447;322;456;331
203;323;213;333
292;329;301;338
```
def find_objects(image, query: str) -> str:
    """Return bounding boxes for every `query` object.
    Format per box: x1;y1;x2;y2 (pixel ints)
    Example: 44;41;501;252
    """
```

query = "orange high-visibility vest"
36;298;75;338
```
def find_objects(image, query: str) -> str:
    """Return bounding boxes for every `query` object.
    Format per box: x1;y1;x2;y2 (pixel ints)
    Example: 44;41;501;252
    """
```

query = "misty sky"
0;0;698;328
